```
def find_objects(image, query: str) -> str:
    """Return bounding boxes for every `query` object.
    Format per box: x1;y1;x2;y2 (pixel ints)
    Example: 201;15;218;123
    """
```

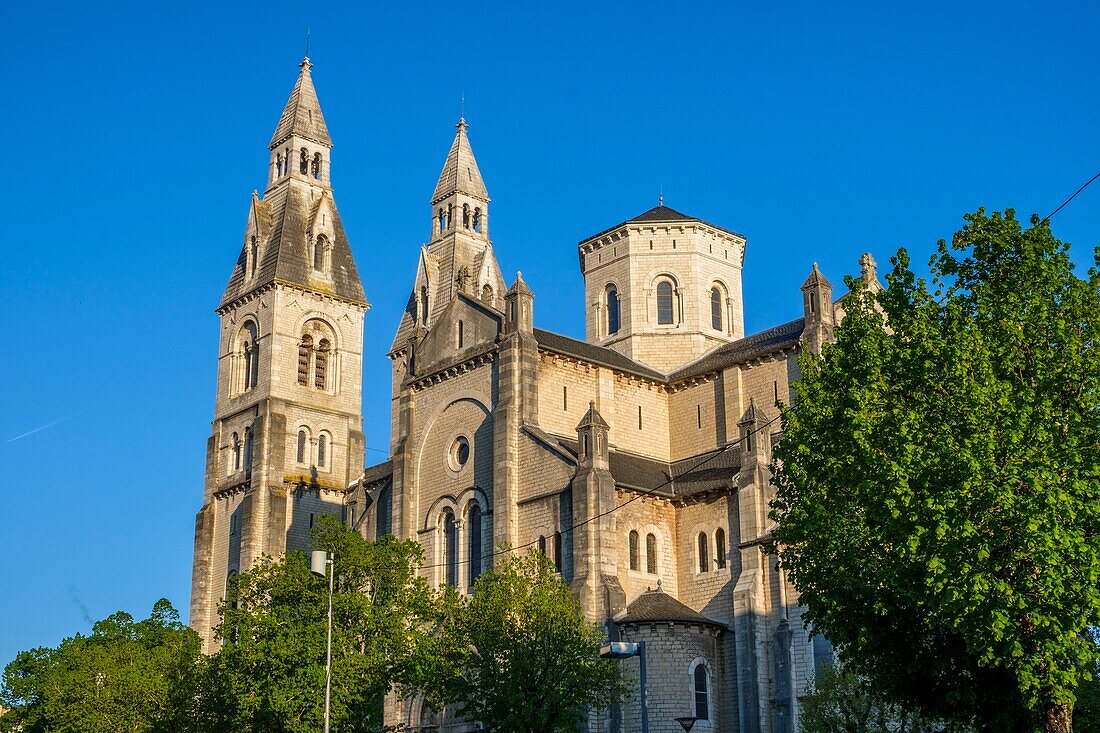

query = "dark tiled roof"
668;318;805;382
619;588;725;628
362;459;393;485
610;451;673;496
220;185;367;309
533;328;666;381
670;447;740;495
580;205;746;244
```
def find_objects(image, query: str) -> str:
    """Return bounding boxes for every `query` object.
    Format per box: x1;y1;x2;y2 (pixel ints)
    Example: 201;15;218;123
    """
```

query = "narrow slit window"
468;505;483;588
629;530;639;571
317;433;327;468
553;531;563;572
711;287;723;331
638;405;643;430
606;286;620;335
646;533;657;574
715;528;727;569
563;386;568;411
443;510;458;587
698;532;709;573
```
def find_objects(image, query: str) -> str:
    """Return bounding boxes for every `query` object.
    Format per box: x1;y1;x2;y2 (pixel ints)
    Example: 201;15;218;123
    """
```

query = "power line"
1039;169;1100;226
417;410;784;572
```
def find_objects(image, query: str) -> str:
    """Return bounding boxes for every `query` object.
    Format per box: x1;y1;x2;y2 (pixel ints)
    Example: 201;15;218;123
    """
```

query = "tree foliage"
206;517;440;733
429;550;625;733
772;210;1100;732
0;599;204;733
800;665;972;733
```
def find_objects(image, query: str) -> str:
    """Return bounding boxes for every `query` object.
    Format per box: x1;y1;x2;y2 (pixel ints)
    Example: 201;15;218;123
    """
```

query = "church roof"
432;118;489;205
667;317;805;382
269;58;332;148
533;328;666;381
219;184;367;309
576;401;610;431
619;587;725;628
580;204;745;245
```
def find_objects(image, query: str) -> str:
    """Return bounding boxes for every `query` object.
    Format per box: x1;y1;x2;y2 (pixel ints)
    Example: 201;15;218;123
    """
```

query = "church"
190;57;879;733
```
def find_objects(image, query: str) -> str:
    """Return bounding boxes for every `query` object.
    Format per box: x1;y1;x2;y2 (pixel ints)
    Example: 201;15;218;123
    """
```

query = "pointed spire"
801;262;832;290
269;57;332;149
432;118;488;204
577;401;610;431
507;271;532;296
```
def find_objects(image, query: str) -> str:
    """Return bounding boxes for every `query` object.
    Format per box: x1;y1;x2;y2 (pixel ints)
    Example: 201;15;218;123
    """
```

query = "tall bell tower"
190;57;368;650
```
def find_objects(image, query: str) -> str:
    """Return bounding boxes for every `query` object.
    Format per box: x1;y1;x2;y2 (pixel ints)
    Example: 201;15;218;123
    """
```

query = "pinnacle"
431;118;488;205
269;57;332;149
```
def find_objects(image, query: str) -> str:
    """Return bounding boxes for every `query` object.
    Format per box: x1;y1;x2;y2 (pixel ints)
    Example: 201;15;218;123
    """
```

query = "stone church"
190;58;879;733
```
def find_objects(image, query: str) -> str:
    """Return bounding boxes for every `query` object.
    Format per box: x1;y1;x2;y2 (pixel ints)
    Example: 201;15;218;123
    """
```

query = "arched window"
311;152;322;180
447;204;453;231
314;338;330;390
249;236;258;277
538;535;547;558
628;530;639;571
472;208;482;233
482;284;493;303
606;286;620;335
420;287;430;324
442;509;457;587
582;433;590;459
296;429;308;464
438;208;446;233
715;528;727;569
317;433;328;468
467;505;483;589
809;290;818;314
462;204;470;229
276;153;283;177
241;322;259;391
297;334;313;386
553;531;563;572
698;532;710;573
646;533;657;574
693;663;710;720
231;432;241;473
243;427;253;478
314;235;331;274
657;281;674;325
299;148;308;174
711;286;723;331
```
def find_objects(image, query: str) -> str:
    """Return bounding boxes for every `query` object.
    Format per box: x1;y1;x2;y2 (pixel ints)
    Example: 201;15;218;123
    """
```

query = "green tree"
800;665;971;733
0;599;204;733
430;549;625;733
771;210;1100;733
207;518;440;733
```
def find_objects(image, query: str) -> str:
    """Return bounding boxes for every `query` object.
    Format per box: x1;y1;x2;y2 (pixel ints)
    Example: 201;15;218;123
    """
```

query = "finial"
659;183;664;207
656;578;663;590
859;252;878;283
456;116;467;131
461;90;465;120
305;26;311;57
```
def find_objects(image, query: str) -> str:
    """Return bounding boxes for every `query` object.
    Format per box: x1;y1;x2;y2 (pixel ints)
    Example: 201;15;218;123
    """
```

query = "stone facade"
192;59;884;731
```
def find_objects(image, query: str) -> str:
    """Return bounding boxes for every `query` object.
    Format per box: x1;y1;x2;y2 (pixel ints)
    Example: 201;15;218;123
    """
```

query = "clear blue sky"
1;1;1097;663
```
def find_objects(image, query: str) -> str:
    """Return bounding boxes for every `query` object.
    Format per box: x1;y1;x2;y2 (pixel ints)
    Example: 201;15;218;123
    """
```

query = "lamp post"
311;550;335;733
600;641;648;733
675;716;698;732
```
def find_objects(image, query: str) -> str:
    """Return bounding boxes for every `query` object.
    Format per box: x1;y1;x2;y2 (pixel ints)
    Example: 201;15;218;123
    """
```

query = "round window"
449;436;471;472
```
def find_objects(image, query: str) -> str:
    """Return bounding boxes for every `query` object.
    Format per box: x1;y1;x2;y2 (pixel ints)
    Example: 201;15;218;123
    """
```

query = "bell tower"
190;57;369;650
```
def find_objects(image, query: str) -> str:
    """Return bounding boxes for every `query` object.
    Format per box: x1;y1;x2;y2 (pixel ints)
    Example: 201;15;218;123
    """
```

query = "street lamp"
600;641;648;733
675;716;698;732
311;550;335;733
